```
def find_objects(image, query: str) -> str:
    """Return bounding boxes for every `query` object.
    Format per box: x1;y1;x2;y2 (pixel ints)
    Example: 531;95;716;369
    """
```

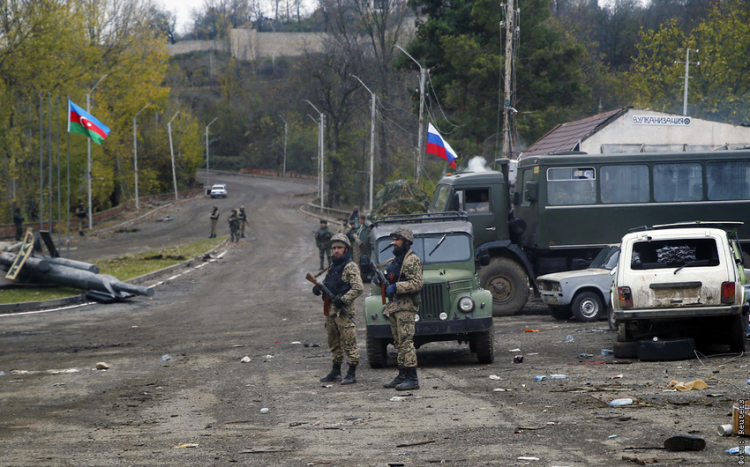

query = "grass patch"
0;236;226;304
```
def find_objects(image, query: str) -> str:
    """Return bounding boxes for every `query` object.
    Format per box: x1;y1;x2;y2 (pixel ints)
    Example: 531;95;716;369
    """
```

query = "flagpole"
86;73;109;230
57;95;61;245
39;92;44;231
395;46;426;186
48;92;53;232
66;97;71;258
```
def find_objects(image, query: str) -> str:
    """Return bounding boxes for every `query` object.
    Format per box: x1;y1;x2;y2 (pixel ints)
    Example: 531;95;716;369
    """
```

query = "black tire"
728;313;748;353
613;341;638;358
366;335;388;368
571;291;604;322
478;258;529;317
473;327;495;364
636;338;696;361
548;305;573;320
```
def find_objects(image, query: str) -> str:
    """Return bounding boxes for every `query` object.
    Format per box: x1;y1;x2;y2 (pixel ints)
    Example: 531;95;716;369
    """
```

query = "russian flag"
426;123;457;169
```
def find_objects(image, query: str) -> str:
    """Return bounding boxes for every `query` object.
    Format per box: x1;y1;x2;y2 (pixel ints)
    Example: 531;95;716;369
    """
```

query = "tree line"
2;0;750;225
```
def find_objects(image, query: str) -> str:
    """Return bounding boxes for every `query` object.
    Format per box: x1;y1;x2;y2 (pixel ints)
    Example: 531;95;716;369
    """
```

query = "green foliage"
630;0;750;124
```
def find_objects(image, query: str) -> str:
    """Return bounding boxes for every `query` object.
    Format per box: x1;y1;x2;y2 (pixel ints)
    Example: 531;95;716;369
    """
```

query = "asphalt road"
0;175;747;466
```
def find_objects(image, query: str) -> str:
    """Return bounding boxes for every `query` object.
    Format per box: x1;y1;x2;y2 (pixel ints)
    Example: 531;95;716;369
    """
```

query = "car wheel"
473;326;495;364
728;313;748;353
613;341;638;358
571;291;604;322
478;258;529;317
366;335;388;368
607;304;617;331
548;305;573;320
636;338;696;361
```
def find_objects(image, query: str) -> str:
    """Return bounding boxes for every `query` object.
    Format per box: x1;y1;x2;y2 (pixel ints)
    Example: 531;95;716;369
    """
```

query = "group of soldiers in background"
209;206;248;242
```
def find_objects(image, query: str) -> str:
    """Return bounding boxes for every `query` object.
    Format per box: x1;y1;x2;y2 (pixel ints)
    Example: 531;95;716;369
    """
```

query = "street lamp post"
168;110;180;200
278;114;288;178
304;100;325;210
395;46;426;185
205;117;218;189
133;102;153;210
675;48;699;116
86;73;109;229
351;75;376;213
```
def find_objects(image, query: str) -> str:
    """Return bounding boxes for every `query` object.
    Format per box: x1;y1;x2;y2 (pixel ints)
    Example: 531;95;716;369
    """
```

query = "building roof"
519;108;628;159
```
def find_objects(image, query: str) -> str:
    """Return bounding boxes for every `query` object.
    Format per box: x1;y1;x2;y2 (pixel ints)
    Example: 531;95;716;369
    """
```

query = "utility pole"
501;0;517;159
167;110;180;200
205;117;218;189
133;102;153;210
278;114;288;178
351;75;376;213
86;73;108;229
675;48;699;116
304;100;325;210
395;46;426;185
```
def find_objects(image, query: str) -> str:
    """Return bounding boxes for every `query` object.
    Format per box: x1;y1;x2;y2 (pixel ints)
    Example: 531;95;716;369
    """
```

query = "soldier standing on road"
227;209;240;242
75;202;87;236
376;226;423;391
209;206;220;238
238;206;248;238
315;219;333;270
13;206;24;241
337;218;349;235
312;233;364;385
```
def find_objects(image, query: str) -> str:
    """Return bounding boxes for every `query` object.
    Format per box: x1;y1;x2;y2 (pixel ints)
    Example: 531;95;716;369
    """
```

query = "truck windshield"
377;233;473;265
430;184;452;212
588;245;620;270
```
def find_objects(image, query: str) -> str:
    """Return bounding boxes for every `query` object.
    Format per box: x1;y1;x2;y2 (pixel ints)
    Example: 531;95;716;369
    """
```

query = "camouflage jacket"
332;261;363;313
315;226;332;249
384;250;423;314
227;214;240;230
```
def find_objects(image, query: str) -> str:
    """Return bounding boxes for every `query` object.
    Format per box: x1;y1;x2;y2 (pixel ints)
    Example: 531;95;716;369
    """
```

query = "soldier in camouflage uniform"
315;220;333;270
209;206;220;238
376;226;423;391
227;209;240;242
238;206;248;238
312;233;364;385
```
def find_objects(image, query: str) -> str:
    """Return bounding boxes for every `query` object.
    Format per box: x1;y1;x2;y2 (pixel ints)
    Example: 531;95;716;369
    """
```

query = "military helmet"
320;219;327;225
330;233;351;249
240;205;245;210
231;208;238;213
390;226;414;244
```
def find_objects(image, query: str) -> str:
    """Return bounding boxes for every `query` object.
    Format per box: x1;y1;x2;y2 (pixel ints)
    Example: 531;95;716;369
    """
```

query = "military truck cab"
361;212;494;368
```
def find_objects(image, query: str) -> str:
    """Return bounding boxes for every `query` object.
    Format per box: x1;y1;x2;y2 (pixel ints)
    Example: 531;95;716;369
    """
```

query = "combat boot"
383;367;406;388
320;363;342;382
395;367;419;391
341;364;357;385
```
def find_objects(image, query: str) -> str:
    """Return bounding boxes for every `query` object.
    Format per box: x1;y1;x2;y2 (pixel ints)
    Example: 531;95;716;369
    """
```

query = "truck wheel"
728;313;748;353
473;327;495;364
571;292;604;322
478;258;529;316
366;335;388;368
548;305;573;320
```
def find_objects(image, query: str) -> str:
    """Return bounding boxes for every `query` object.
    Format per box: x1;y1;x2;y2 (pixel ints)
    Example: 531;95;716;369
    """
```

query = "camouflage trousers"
389;310;417;368
325;311;359;366
240;221;246;236
318;248;332;270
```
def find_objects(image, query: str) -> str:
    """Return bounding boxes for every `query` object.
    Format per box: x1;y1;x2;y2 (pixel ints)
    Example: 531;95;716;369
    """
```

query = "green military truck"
429;150;750;317
361;212;494;368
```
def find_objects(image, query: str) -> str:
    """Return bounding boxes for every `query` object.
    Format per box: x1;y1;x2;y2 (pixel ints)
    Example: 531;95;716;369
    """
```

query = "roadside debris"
160;354;171;361
663;435;705;452
173;443;199;448
489;375;502;380
565;335;574;342
396;439;435;447
240;356;251;363
665;380;707;391
260;408;269;414
513;355;524;363
95;362;109;370
609;398;634;407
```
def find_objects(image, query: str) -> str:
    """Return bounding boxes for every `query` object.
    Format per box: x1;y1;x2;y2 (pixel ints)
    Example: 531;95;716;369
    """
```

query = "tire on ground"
478;257;529;317
728;313;748;353
548;305;573;320
613;341;638;358
636;338;696;361
473;327;495;364
366;335;388;368
571;291;604;322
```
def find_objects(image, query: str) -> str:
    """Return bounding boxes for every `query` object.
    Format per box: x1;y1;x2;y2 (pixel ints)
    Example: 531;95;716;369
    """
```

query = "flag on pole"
68;100;110;145
426;123;458;169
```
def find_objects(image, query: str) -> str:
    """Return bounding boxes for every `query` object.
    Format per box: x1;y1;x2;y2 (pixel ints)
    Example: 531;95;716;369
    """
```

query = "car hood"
537;268;611;282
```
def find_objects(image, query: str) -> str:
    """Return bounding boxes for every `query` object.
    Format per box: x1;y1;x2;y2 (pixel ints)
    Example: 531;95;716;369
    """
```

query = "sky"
158;0;203;34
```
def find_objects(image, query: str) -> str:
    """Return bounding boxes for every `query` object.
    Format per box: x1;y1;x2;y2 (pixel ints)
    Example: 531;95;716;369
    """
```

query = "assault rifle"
305;272;355;324
367;257;398;307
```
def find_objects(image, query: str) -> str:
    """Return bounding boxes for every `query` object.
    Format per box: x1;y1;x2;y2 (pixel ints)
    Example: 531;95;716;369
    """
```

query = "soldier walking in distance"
312;233;363;385
238;206;248;238
227;209;240;243
75;202;87;236
315;219;333;270
13;206;24;241
376;226;423;390
209;206;220;238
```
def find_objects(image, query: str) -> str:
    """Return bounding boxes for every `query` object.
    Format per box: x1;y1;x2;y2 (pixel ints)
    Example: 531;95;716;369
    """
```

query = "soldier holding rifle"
309;233;363;385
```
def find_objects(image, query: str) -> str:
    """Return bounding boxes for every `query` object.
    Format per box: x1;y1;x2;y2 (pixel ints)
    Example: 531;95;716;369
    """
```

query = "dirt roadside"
0;176;748;467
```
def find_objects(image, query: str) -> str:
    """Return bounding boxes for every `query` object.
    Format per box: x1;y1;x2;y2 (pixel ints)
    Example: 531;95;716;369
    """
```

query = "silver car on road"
537;244;620;322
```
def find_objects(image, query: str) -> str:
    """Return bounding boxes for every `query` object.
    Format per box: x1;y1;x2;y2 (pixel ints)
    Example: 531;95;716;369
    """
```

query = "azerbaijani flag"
68;100;111;145
426;123;457;169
